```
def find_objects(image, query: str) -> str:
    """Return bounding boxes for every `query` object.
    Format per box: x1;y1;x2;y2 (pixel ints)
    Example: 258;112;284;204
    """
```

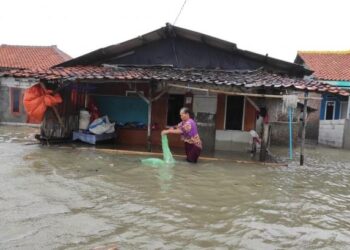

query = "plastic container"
79;110;91;130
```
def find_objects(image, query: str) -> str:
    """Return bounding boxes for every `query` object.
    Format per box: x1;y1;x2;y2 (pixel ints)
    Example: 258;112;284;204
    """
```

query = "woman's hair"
180;107;194;119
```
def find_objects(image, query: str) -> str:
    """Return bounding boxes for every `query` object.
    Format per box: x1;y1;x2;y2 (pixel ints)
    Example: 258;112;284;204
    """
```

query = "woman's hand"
161;130;168;135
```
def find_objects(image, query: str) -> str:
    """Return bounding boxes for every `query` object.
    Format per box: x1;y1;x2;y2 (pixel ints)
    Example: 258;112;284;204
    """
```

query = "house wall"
214;94;258;152
85;83;185;148
192;93;217;152
106;37;263;70
262;95;322;145
261;98;301;146
318;119;345;147
95;96;148;124
342;119;350;149
270;122;299;146
320;94;342;120
215;130;252;152
303;92;321;141
0;77;35;123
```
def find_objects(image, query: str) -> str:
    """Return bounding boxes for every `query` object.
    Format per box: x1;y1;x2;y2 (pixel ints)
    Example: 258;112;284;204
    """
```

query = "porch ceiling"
1;65;349;96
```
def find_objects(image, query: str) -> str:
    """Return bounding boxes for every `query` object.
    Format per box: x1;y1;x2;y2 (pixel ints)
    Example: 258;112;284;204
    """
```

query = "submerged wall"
318;119;345;148
265;96;321;145
270;122;299;146
342;119;350;149
215;130;251;152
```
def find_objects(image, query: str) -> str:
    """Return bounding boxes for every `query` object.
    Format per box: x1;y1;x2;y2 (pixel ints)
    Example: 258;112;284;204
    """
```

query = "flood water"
1;125;350;249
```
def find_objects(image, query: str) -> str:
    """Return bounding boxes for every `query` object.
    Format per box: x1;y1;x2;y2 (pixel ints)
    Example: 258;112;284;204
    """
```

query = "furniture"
72;131;116;145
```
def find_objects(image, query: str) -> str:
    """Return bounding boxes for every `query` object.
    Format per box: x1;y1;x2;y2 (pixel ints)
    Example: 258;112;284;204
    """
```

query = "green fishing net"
141;135;175;166
161;134;175;163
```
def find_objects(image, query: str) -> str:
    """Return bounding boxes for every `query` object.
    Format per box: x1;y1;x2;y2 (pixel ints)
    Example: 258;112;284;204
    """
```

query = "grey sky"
1;0;349;62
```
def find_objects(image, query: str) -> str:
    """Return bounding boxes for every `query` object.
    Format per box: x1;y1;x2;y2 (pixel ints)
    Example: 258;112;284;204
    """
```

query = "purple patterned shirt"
178;118;202;148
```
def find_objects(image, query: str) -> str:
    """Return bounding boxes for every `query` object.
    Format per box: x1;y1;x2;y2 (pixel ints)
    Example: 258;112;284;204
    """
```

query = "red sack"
23;84;62;123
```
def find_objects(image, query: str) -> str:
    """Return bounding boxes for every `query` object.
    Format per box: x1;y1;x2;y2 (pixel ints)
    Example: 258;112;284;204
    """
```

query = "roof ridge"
56;24;311;76
298;50;350;55
0;44;58;48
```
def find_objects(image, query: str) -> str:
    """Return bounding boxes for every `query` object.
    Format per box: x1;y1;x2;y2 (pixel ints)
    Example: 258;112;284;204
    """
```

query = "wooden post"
300;91;308;165
39;81;65;129
147;100;152;152
259;124;269;162
147;85;154;152
138;83;168;152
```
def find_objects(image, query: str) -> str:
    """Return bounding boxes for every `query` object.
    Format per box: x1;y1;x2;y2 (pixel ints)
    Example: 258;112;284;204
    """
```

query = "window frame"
224;95;246;131
325;100;336;120
10;87;22;115
166;94;185;127
339;101;348;119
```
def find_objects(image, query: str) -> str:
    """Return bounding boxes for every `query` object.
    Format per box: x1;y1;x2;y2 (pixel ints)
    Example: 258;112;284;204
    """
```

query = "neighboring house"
0;44;71;124
2;24;346;154
295;51;350;148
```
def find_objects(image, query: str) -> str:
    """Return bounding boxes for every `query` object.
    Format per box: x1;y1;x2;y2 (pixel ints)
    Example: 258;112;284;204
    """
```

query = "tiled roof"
2;65;349;96
297;51;350;81
0;45;71;69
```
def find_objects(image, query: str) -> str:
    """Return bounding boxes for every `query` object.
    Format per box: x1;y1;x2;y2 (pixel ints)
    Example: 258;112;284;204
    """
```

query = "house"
0;44;71;124
2;24;347;161
295;51;350;148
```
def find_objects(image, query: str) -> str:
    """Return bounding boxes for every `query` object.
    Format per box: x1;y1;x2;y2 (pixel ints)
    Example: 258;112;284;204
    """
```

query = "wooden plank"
216;94;226;130
168;83;322;100
244;99;257;131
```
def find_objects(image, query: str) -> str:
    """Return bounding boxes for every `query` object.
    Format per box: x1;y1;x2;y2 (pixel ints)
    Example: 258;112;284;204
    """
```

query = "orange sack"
23;83;62;123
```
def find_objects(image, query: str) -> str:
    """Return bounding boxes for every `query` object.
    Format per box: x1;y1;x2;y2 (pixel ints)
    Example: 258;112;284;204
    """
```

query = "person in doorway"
256;107;269;137
161;107;202;163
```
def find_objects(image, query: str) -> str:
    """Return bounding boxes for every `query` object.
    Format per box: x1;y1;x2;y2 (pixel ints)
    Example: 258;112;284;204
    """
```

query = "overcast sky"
1;0;349;62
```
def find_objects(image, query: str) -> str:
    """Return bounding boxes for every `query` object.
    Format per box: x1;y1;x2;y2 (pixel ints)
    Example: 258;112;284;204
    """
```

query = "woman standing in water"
161;107;202;163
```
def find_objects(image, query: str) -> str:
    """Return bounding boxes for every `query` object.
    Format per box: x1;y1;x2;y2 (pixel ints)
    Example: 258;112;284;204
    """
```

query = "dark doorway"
167;94;184;126
225;96;244;130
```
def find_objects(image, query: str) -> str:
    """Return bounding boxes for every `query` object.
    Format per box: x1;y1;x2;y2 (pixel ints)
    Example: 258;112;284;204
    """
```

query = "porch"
2;65;348;164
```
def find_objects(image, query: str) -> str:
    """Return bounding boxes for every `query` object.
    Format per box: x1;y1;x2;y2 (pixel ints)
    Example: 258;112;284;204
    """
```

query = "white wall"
318;119;345;147
215;130;251;152
192;94;217;115
0;77;36;89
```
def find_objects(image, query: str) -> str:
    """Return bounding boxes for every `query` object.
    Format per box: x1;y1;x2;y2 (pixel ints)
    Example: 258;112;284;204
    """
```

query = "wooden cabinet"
117;128;183;148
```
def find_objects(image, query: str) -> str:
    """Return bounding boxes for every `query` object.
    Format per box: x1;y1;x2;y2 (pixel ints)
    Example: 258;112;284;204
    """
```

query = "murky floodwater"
0;126;350;250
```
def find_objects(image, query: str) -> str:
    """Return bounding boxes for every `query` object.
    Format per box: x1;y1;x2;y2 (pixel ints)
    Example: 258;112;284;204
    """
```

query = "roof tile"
298;51;350;81
0;45;71;69
1;65;348;96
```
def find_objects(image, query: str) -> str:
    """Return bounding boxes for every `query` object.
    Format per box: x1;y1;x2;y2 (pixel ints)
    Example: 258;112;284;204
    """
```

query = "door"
244;99;257;131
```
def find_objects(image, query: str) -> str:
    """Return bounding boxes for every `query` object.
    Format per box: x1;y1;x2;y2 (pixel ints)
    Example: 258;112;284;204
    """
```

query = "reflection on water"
0;125;350;249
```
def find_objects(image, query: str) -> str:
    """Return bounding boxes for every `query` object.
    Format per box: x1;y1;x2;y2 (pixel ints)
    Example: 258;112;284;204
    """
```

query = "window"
325;101;335;120
340;101;348;119
10;88;21;114
167;94;184;126
225;96;244;130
